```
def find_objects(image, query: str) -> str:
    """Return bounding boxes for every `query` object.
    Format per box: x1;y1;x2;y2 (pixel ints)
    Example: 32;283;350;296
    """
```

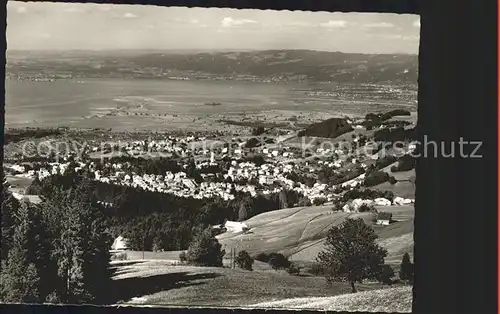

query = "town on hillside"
2;3;417;312
3;108;416;309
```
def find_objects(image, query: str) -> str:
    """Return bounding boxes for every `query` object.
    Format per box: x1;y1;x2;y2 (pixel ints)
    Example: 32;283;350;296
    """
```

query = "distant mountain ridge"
7;49;418;84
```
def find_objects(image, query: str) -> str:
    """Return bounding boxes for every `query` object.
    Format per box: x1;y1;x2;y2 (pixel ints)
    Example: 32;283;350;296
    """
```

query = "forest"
27;171;302;252
0;171;111;304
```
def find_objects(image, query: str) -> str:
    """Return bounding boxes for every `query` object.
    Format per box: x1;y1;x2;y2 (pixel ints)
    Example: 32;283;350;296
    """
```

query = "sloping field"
217;205;376;258
289;220;414;265
379;233;414;265
4;135;81;159
113;251;275;271
120;250;184;261
250;286;412;312
374;205;414;221
390;169;415;181
218;204;414;264
283;128;377;150
109;215;412;308
375;219;414;239
288;239;326;263
379;161;415;178
374;219;414;265
109;260;379;307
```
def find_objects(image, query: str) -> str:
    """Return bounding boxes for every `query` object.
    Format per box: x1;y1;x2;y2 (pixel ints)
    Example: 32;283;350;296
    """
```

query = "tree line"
183;217;414;293
0;171;112;304
27;171;303;252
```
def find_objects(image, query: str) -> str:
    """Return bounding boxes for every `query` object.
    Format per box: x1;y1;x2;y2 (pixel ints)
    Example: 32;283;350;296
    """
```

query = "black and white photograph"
3;2;418;312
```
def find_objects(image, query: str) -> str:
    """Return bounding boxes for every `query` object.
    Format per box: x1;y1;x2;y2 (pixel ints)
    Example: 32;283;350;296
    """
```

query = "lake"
6;78;415;131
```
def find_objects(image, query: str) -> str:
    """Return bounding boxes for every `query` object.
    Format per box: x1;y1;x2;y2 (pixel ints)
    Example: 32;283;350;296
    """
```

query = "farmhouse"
224;221;250;233
376;212;393;225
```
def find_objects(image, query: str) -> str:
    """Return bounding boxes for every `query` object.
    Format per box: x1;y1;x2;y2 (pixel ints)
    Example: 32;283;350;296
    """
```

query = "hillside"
251;286;412;312
216;204;414;265
109;260;380;306
7;49;418;85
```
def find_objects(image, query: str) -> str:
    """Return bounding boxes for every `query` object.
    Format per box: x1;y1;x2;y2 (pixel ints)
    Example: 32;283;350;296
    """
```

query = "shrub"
388;176;397;185
268;253;291;270
313;197;327;206
332;202;344;212
235;250;254;271
358;204;375;213
383;191;395;202
245;138;261;148
364;171;390;187
287;263;301;276
247;154;265;166
297;197;312;207
376;265;395;285
392;154;416;172
185;228;225;267
152;236;164;252
179;251;187;263
375;155;397;170
45;291;61;304
399;253;414;284
255;252;270;262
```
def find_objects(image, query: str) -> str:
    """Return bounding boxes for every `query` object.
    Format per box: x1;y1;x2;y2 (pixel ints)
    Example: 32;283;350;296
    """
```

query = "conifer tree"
54;204;92;303
1;201;41;303
50;177;112;303
1;172;20;263
399;253;414;284
238;202;249;221
186;228;225;267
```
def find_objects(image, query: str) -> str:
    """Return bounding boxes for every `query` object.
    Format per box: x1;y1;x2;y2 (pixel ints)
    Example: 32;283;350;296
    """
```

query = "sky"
7;1;420;54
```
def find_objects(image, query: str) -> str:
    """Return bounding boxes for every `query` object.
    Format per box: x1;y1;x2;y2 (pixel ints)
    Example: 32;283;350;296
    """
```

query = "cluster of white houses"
7;155;414;211
93;135;302;160
90;132;384;167
342;196;414;212
6;132;416;208
13;160;336;202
